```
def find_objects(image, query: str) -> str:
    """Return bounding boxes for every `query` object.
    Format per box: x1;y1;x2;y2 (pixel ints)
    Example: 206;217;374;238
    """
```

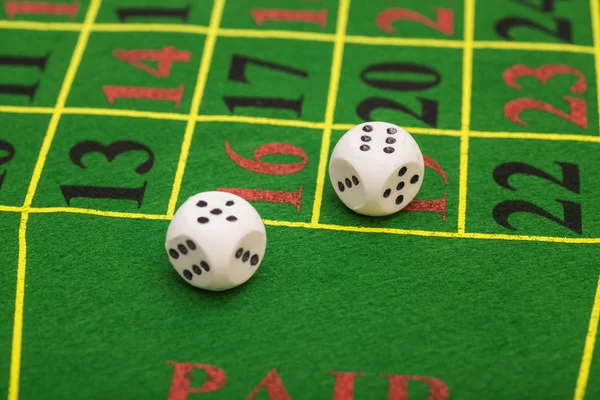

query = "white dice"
165;191;266;291
328;121;424;217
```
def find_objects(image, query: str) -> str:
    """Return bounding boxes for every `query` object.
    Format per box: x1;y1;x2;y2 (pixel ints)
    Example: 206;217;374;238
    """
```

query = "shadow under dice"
329;122;424;217
166;191;266;291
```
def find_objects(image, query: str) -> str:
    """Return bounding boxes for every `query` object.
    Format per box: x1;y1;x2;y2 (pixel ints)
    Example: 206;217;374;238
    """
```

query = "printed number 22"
492;161;582;234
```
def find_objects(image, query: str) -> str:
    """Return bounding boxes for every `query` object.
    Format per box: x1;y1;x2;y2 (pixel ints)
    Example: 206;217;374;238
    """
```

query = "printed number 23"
503;64;588;129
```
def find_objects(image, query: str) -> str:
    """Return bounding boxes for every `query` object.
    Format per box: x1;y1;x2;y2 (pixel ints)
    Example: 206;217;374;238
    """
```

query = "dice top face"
332;122;421;163
328;122;424;217
166;191;267;291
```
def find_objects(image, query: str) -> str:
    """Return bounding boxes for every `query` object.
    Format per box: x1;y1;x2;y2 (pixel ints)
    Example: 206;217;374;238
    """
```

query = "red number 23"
503;64;588;129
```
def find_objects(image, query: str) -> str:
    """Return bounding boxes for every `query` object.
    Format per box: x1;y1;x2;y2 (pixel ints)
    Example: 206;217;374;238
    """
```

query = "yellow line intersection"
310;0;350;226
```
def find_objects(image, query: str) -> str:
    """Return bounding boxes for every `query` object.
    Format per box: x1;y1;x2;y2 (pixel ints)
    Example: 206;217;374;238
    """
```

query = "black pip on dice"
166;192;267;291
328;122;424;217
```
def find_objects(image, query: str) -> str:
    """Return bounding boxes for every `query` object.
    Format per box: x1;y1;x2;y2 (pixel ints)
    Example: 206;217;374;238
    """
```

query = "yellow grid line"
0;19;596;55
345;35;463;48
4;104;600;144
7;2;101;399
473;40;595;54
219;27;335;42
0;205;22;212
166;0;226;217
332;123;462;136
457;0;475;234
311;223;600;244
64;107;188;121
2;203;600;244
93;23;209;34
0;20;81;31
574;273;600;400
0;106;53;114
310;0;350;226
196;114;325;129
29;207;169;220
471;131;600;143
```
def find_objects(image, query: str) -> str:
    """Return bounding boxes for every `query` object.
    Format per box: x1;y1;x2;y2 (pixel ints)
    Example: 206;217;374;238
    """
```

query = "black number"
493;200;582;234
0;53;49;101
0;140;16;191
0;83;39;101
493;161;580;193
510;0;564;13
357;97;438;127
492;161;582;234
358;63;441;127
495;17;572;43
116;6;191;22
223;54;308;116
0;54;49;70
360;63;441;91
61;182;148;208
60;140;154;207
228;54;308;83
222;96;304;117
69;140;154;174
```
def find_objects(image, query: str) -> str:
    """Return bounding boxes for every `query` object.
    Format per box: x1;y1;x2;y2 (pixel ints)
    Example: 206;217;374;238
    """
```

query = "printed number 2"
376;8;454;36
492;161;582;234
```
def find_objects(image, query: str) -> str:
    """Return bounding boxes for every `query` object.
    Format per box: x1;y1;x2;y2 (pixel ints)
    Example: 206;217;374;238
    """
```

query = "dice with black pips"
165;191;266;291
328;121;424;217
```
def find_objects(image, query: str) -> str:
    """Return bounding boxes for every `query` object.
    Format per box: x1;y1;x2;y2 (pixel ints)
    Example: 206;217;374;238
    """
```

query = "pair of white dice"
165;122;423;292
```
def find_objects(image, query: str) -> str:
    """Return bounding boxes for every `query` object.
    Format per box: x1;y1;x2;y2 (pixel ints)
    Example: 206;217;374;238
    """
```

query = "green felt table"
1;0;600;399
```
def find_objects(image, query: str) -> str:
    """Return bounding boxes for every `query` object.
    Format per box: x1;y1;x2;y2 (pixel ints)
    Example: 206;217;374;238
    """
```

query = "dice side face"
228;228;267;288
377;160;425;215
329;156;367;212
166;211;217;290
166;191;267;291
374;128;425;214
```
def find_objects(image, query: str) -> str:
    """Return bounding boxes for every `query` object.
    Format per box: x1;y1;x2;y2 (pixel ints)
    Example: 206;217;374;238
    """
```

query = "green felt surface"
13;213;600;400
0;1;599;399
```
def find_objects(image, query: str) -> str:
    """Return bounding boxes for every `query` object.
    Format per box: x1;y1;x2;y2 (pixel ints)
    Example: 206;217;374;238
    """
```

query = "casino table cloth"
1;0;600;399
